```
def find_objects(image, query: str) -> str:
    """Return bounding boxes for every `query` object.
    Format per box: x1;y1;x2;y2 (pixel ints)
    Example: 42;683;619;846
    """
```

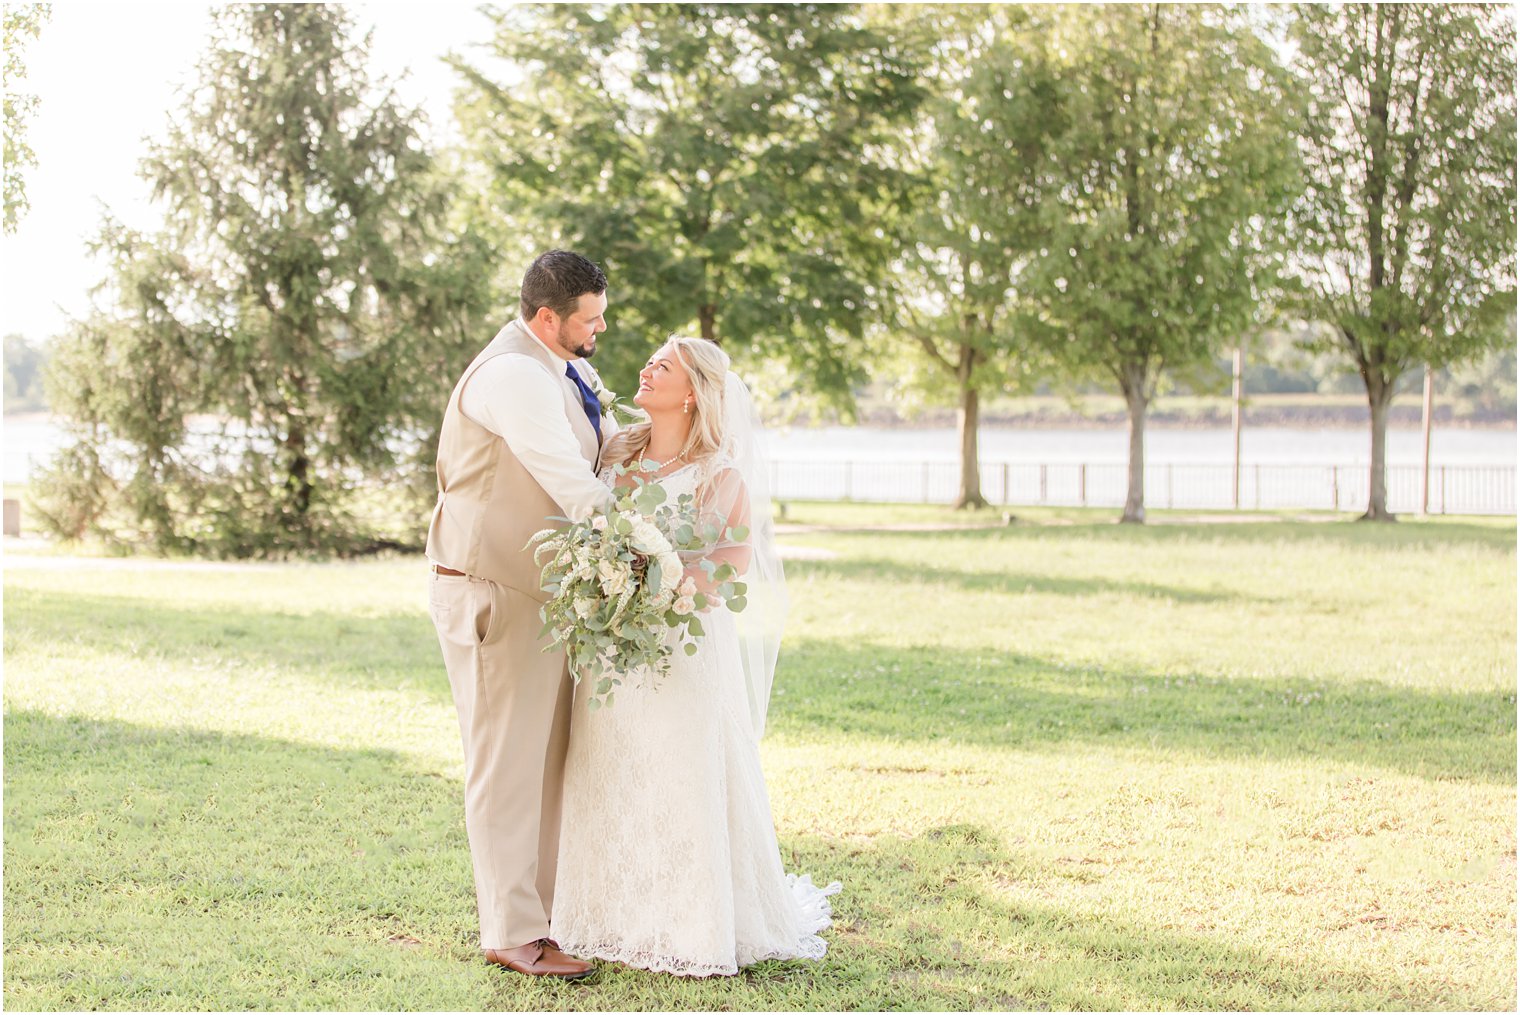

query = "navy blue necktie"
565;362;602;443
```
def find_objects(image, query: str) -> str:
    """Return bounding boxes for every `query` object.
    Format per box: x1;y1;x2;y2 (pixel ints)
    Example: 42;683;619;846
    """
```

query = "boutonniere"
595;381;642;422
595;383;617;414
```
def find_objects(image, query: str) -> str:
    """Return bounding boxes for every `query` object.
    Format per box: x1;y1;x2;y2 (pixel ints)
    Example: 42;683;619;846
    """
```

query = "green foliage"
1444;340;1517;416
1016;6;1301;381
451;3;924;401
1285;3;1517;518
876;7;1051;370
35;4;494;557
868;6;1055;507
4;511;1515;1009
1288;4;1517;375
2;2;50;234
1006;4;1303;520
3;333;48;411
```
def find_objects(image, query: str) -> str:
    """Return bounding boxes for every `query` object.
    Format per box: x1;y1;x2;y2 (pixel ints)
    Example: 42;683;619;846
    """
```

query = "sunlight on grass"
4;511;1514;1010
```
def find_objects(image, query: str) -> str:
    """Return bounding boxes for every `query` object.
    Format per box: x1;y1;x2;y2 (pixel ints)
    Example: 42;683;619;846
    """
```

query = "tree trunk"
283;420;312;520
698;304;717;343
951;337;987;510
955;372;987;510
1119;361;1149;523
1361;372;1397;521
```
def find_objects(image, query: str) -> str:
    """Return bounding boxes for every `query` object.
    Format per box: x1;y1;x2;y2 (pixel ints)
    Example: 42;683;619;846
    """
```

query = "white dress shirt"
458;327;613;522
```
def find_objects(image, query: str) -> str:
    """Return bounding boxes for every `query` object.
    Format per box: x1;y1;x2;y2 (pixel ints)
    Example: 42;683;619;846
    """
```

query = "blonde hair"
601;336;731;471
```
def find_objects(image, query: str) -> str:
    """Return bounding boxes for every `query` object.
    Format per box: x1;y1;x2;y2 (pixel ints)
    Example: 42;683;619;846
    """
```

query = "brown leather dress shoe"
483;939;594;980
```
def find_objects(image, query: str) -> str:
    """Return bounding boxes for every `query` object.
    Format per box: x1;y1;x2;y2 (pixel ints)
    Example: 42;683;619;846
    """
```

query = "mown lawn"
3;507;1514;1011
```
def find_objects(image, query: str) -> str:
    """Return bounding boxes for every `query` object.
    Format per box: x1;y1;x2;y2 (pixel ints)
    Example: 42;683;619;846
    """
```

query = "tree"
1015;4;1301;522
876;6;1056;509
451;3;923;399
3;333;48;411
3;2;51;233
36;3;494;555
1286;4;1516;520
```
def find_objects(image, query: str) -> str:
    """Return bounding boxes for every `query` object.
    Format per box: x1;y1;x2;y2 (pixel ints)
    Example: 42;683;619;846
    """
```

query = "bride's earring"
683;398;692;415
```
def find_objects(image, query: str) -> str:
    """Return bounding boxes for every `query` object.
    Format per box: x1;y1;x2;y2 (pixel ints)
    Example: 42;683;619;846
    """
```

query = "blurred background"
2;2;1515;554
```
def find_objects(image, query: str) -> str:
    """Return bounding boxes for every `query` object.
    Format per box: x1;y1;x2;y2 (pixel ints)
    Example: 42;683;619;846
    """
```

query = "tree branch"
915;332;958;376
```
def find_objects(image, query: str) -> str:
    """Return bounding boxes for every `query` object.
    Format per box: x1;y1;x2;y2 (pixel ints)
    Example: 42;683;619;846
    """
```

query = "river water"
4;416;1513;486
764;424;1516;466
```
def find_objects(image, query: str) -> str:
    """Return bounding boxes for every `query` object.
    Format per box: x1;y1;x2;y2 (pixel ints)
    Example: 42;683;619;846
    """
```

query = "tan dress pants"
428;571;574;951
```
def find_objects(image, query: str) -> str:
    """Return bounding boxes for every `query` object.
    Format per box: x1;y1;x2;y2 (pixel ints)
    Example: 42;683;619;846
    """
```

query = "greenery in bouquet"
528;463;749;709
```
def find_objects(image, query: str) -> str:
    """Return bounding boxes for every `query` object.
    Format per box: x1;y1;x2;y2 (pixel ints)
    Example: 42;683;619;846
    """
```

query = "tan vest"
425;320;602;600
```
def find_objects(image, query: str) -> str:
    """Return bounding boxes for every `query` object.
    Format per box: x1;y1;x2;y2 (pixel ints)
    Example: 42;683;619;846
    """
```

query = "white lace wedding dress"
550;462;841;977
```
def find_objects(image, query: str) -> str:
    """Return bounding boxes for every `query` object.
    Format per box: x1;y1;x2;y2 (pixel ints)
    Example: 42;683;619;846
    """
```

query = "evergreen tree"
37;3;493;555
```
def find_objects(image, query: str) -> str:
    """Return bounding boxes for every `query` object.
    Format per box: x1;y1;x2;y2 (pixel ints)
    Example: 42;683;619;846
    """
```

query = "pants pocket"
428;574;455;619
473;579;505;647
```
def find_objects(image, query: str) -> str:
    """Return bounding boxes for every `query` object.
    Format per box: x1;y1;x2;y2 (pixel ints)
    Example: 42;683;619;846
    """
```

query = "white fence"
770;461;1516;515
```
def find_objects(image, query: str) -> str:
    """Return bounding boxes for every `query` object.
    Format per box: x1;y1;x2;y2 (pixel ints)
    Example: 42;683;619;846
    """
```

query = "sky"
1;1;497;344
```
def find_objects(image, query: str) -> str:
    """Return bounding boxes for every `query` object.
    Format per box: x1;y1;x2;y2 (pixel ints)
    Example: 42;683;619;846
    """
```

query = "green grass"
4;509;1515;1010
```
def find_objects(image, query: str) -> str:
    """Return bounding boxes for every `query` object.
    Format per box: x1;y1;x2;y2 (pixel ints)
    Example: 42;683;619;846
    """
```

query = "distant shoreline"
7;405;1517;431
851;405;1517;431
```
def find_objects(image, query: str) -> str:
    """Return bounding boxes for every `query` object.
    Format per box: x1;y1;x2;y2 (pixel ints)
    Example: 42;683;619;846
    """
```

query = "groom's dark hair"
520;250;608;322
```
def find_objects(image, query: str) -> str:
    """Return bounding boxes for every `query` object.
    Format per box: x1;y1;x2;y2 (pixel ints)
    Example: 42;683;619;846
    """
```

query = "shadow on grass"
7;587;1513;783
771;640;1516;784
4;587;452;702
776;823;1509;1011
3;710;486;1011
786;557;1261;603
3;715;1511;1010
805;516;1516;552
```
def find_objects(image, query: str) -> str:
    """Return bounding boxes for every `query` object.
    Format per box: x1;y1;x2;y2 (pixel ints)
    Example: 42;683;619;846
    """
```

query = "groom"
425;250;614;979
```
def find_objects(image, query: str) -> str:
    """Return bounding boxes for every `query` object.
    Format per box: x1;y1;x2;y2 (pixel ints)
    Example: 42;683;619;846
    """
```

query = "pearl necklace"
638;449;686;473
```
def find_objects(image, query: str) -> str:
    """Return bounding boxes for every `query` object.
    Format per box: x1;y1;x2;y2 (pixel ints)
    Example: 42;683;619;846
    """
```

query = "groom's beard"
563;335;596;359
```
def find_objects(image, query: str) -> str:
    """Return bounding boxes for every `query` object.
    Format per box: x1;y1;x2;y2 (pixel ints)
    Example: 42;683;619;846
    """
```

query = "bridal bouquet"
528;464;748;710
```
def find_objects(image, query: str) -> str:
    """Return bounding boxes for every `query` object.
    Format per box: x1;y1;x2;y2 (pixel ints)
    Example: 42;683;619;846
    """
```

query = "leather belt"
432;564;468;577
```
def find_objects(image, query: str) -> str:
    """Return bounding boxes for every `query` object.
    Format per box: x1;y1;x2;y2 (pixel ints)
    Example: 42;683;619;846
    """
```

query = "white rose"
656;551;683;593
672;595;696;616
591;515;608;531
595;558;629;594
677;576;698;598
630;519;672;556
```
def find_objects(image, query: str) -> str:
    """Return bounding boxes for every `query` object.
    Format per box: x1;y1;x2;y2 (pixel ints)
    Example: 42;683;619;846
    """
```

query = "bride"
550;336;841;977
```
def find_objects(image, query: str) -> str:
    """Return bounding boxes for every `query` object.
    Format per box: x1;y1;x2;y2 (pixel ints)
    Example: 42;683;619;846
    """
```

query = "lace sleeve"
680;460;752;593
